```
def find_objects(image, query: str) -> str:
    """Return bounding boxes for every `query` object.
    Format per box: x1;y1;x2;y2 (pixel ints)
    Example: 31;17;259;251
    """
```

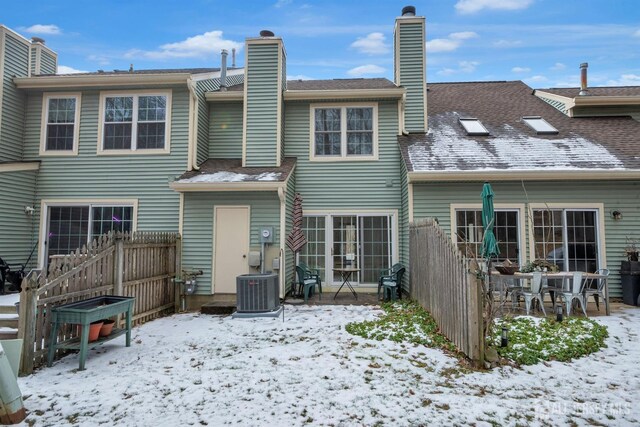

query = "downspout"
186;77;200;171
278;186;286;298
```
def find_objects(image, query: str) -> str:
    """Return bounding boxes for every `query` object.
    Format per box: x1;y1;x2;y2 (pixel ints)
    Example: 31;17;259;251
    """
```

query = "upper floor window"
310;104;378;161
98;91;171;154
40;93;81;155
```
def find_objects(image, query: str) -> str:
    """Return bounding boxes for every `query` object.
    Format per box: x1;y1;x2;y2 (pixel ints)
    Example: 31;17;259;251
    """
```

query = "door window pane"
455;210;519;263
300;216;326;281
360;216;390;283
47;206;89;257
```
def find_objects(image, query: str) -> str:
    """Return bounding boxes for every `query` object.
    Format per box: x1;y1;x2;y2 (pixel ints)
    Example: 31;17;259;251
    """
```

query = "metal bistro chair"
378;263;404;300
516;271;546;316
583;268;610;313
381;266;406;302
561;272;588;317
295;266;321;303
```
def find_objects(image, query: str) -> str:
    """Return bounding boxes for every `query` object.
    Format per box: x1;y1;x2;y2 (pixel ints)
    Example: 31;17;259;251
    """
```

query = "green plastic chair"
295;266;320;303
381;266;406;301
378;263;404;300
298;261;322;290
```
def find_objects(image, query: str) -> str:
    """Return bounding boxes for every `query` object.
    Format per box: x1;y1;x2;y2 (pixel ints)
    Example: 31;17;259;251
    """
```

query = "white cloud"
493;39;522;48
20;24;61;35
527;75;549;82
606;74;640;86
550;62;566;71
426;31;478;53
455;0;534;14
437;60;479;76
125;31;242;60
350;32;389;55
57;65;87;74
346;64;385;77
634;29;640;37
88;54;110;66
274;0;292;7
512;66;530;73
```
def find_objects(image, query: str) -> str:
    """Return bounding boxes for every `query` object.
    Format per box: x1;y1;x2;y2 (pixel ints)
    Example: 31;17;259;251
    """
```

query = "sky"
2;0;640;89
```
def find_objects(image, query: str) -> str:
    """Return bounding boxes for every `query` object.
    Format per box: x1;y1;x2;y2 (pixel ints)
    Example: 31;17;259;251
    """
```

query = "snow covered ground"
9;302;640;426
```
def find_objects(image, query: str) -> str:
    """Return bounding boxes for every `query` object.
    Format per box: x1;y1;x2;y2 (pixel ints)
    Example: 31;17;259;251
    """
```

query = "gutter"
169;181;287;192
14;73;193;89
204;87;406;103
186;77;199;171
407;169;640;182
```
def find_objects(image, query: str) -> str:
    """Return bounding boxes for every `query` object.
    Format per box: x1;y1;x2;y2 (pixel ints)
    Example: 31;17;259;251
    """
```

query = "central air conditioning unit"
234;273;281;318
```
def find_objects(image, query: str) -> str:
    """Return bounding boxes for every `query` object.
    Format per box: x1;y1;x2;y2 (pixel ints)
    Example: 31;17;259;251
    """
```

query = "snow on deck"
16;305;640;426
408;123;625;172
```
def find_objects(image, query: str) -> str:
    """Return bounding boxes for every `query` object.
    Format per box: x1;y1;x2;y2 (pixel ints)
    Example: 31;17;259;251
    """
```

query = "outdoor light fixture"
611;210;623;221
501;327;508;348
556;305;563;322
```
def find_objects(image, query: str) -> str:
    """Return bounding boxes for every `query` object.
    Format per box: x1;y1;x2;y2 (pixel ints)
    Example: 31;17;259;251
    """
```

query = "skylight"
522;116;558;135
459;118;489;136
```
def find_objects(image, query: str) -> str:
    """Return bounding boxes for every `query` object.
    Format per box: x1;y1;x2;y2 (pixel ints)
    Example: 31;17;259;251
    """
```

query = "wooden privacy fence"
409;218;484;363
17;231;180;374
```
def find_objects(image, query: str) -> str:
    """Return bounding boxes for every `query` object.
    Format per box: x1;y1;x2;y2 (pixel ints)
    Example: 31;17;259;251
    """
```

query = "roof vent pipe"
232;48;236;68
260;30;275;37
220;49;228;92
401;6;416;16
579;62;589;96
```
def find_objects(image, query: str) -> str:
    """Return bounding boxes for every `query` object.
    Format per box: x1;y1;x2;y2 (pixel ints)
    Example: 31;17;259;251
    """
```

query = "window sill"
38;150;79;157
309;154;379;162
96;149;170;156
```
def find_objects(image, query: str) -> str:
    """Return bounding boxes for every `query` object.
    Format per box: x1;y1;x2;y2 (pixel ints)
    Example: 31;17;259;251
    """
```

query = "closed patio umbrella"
286;193;307;292
481;182;500;260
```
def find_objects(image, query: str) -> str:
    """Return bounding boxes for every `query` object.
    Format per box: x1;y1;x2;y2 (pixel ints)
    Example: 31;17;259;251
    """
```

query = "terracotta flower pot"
99;319;115;337
79;321;103;342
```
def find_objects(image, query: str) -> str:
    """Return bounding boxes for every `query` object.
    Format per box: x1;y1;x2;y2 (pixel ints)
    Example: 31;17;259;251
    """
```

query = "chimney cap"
580;62;588;68
401;5;416;16
31;36;45;44
259;30;275;37
221;49;228;55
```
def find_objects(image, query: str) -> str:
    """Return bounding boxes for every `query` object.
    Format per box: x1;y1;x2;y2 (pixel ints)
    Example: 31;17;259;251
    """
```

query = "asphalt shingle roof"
176;158;296;184
224;78;397;92
399;81;640;173
537;86;640;98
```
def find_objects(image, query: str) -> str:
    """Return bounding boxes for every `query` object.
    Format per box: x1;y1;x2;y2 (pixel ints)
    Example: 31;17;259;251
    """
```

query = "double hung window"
311;104;377;160
100;92;170;153
41;94;81;154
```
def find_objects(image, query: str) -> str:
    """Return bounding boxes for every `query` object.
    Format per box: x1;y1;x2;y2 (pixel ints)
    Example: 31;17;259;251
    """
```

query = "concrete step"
0;318;19;329
201;301;236;316
0;329;18;340
0;305;19;315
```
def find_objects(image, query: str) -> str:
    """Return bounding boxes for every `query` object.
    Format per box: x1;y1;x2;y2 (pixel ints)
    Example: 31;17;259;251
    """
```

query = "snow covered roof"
173;158;296;189
399;81;640;175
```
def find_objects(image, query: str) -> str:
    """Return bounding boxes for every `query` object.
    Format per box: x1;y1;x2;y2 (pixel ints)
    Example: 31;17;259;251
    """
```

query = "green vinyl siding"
195;78;217;165
1;32;29;161
209;102;243;158
537;95;569;115
0;170;38;266
411;180;640;297
40;49;57;74
22;87;190;257
399;161;409;293
284;100;401;210
244;43;279;167
30;45;36;75
181;191;281;294
396;21;426;133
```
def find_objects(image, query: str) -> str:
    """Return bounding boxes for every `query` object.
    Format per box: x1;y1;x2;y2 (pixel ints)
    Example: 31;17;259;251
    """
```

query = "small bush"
491;316;608;365
345;300;455;351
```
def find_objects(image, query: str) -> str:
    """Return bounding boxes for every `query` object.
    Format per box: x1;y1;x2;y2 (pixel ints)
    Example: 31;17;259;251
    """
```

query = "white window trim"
309;102;379;162
37;198;139;268
97;89;172;155
450;203;526;265
39;92;81;156
527;203;605;270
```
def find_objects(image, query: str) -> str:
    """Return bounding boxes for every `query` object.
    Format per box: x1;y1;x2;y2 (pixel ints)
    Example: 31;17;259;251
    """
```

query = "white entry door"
213;206;250;294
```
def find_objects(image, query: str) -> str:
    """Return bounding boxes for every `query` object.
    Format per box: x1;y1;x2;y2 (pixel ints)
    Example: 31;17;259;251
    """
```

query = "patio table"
333;268;359;300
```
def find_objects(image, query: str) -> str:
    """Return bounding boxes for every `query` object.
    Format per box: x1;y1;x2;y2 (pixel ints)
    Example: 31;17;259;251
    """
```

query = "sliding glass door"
300;213;394;286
